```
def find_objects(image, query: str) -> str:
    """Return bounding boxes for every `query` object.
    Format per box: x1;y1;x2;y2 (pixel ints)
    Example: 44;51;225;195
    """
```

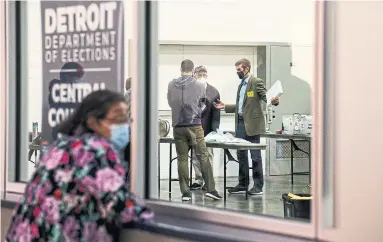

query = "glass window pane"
154;0;314;222
5;0;320;235
9;1;131;184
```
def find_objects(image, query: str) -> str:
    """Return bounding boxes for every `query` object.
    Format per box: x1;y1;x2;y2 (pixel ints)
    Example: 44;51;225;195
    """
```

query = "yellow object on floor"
287;193;313;200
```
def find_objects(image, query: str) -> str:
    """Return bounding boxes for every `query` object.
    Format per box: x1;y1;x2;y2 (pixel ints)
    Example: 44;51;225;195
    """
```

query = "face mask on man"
237;69;250;80
198;77;207;85
110;123;130;150
237;71;245;79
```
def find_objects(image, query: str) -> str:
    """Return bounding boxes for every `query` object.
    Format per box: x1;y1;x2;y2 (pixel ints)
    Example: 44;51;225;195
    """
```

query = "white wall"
157;0;314;109
158;0;313;45
25;0;314;180
158;0;314;81
27;2;43;134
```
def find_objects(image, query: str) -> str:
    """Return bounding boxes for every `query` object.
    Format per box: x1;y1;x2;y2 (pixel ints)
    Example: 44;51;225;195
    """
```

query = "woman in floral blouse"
6;90;153;242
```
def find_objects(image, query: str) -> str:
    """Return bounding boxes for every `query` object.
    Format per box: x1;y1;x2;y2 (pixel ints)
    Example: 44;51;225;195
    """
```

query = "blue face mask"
110;123;130;150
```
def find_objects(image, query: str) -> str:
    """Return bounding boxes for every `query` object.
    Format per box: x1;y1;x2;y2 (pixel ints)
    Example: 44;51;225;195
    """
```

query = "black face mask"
237;71;246;80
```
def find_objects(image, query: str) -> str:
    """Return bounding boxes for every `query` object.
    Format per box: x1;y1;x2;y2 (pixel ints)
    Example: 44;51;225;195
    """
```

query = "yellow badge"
247;91;254;97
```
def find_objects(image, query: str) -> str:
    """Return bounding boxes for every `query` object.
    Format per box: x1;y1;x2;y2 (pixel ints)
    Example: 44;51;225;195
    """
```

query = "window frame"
2;1;24;194
1;0;330;240
317;0;336;235
3;1;30;194
130;0;326;239
0;0;6;196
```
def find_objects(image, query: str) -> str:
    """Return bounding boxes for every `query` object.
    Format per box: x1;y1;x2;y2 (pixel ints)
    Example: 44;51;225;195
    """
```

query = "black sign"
40;1;124;142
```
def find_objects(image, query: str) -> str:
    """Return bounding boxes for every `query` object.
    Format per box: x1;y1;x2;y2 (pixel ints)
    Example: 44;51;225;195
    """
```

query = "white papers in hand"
266;80;283;106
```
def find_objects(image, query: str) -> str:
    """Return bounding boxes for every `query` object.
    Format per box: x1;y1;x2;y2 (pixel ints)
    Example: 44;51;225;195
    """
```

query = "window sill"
2;193;313;242
124;213;313;242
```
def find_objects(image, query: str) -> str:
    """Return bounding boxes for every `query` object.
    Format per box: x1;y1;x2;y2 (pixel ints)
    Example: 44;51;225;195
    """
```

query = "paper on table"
266;80;283;106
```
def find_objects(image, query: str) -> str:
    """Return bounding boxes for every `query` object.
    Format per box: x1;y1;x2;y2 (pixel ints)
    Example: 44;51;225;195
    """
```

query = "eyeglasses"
105;115;131;124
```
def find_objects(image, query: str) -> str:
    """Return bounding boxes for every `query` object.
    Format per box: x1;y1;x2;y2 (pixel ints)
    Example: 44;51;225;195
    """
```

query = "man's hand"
271;97;280;106
213;99;225;109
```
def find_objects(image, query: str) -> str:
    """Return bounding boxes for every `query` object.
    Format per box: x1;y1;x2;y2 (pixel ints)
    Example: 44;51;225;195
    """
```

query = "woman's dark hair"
56;89;126;136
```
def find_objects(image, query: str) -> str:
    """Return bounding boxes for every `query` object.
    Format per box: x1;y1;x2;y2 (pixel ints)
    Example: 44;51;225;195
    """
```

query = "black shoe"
190;183;202;190
228;184;247;194
182;192;192;201
202;185;207;191
205;190;222;200
248;187;263;195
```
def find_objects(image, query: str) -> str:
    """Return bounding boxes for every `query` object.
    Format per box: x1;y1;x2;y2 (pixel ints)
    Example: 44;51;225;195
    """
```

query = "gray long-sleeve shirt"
167;75;206;127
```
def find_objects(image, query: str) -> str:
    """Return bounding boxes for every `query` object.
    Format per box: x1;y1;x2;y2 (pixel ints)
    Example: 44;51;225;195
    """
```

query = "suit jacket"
224;75;267;136
202;83;221;136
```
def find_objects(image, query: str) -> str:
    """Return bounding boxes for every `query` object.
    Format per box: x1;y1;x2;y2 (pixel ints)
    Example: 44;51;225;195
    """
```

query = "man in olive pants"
167;59;222;201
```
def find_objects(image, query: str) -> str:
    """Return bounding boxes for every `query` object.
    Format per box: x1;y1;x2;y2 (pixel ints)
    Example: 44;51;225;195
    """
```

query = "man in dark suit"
215;58;279;195
190;66;221;190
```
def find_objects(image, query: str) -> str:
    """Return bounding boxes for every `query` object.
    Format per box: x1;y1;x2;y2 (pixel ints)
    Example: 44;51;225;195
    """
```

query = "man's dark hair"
180;59;194;72
194;65;207;74
235;58;251;71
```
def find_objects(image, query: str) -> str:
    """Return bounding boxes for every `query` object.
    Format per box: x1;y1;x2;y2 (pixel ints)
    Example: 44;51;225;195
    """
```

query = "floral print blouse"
6;134;153;242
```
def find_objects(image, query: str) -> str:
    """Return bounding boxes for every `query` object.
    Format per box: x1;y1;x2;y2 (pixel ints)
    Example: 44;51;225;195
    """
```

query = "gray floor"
158;175;311;220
